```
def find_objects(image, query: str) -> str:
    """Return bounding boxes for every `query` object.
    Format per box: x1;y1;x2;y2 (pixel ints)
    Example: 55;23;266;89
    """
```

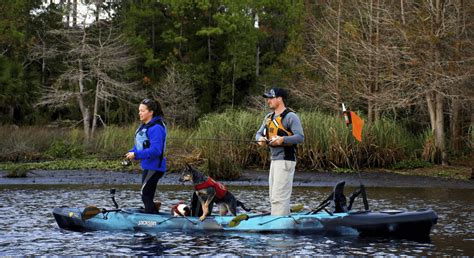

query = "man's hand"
269;136;284;146
125;152;135;160
257;137;268;146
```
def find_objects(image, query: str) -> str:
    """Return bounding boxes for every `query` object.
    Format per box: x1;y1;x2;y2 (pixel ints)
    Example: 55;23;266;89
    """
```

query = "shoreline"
0;169;472;189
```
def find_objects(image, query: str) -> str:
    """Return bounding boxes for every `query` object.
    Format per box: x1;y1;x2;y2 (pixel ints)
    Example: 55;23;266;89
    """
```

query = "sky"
39;0;113;26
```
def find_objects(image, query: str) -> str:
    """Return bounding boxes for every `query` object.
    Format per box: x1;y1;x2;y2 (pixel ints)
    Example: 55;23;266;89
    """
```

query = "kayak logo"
137;220;157;227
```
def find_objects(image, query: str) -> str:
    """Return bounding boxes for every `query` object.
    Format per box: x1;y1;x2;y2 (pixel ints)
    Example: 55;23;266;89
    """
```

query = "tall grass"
190;110;263;179
364;119;423;167
94;125;135;157
0;126;70;161
298;112;350;169
191;110;427;176
0;110;427;178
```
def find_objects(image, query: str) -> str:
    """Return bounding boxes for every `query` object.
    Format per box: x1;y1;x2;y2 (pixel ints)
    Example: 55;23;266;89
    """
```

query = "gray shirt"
255;110;304;160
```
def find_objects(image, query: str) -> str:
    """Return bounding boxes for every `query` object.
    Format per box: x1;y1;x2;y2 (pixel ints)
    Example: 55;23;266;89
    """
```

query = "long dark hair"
141;98;164;117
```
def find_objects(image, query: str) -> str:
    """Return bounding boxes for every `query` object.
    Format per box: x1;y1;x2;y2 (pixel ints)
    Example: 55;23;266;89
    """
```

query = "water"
0;184;472;256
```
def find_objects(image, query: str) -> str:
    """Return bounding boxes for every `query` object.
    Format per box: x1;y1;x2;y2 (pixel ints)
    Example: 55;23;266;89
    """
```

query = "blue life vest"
135;119;166;166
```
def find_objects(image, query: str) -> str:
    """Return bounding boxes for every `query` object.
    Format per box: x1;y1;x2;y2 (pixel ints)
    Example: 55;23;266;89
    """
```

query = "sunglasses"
268;89;276;98
141;98;153;104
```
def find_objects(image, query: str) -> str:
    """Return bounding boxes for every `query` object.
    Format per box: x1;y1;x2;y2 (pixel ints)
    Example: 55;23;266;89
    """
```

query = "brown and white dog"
170;202;191;217
179;164;250;221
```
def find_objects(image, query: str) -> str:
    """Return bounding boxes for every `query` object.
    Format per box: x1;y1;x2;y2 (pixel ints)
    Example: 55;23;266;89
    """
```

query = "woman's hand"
125;152;135;160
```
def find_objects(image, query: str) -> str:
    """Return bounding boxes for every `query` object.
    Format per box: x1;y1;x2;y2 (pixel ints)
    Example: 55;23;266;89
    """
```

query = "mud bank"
0;169;472;189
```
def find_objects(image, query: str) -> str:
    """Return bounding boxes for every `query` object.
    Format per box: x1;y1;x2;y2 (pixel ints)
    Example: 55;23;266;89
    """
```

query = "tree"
399;0;473;164
155;63;196;127
34;19;138;141
301;0;473;164
0;0;43;123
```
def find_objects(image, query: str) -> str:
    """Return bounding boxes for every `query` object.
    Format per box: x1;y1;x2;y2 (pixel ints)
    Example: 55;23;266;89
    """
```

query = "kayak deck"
53;207;437;238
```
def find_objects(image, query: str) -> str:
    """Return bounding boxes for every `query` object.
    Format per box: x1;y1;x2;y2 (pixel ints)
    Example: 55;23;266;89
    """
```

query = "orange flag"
350;111;364;142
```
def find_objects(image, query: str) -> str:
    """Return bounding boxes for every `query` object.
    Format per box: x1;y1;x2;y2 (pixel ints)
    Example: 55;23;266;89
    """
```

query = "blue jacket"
130;116;166;172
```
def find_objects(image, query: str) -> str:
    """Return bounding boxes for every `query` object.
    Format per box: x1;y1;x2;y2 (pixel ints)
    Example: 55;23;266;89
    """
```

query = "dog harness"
194;177;228;199
264;108;297;161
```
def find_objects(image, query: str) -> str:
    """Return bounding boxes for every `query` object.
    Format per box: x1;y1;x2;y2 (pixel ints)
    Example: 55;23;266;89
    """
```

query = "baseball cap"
262;87;288;99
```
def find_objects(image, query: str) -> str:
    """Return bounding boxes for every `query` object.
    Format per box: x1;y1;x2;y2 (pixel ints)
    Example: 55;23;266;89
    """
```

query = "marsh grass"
190;110;262;179
0;110;429;178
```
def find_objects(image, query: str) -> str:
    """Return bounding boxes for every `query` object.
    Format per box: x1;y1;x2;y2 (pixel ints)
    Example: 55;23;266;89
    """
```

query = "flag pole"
342;103;369;211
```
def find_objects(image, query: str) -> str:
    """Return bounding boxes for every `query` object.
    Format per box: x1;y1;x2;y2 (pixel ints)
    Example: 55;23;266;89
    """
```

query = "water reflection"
0;185;472;256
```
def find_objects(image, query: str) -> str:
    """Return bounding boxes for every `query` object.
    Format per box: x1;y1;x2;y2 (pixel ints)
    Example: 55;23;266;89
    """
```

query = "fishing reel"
121;159;132;166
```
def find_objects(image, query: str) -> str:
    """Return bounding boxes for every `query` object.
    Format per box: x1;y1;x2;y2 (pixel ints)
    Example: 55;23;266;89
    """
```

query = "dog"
179;164;251;221
170;202;191;217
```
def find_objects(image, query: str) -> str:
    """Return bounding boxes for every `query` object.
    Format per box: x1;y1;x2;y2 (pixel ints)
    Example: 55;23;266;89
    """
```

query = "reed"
298;112;350;170
190;110;262;179
0;111;427;177
365;118;417;167
0;126;69;161
94;125;135;157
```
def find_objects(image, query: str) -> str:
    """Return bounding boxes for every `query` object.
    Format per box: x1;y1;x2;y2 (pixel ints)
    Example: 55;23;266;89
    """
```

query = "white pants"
269;160;296;216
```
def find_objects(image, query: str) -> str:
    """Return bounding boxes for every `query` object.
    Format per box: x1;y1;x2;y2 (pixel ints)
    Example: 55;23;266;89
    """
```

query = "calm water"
0;184;472;256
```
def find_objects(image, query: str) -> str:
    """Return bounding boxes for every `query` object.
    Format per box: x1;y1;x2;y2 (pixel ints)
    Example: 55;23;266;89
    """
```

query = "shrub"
392;159;432;170
45;140;84;158
5;165;30;178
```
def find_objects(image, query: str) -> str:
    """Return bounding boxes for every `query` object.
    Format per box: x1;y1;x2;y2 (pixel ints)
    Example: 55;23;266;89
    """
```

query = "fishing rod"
167;137;267;144
0;155;125;165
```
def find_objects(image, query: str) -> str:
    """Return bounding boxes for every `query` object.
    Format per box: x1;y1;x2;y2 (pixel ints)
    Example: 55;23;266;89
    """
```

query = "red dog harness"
194;177;228;199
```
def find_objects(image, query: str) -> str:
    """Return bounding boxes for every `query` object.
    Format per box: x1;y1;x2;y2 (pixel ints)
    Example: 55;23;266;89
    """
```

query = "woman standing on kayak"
125;98;167;214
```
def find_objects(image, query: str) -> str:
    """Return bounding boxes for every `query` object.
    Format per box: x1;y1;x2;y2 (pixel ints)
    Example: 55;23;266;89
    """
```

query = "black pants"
141;170;164;214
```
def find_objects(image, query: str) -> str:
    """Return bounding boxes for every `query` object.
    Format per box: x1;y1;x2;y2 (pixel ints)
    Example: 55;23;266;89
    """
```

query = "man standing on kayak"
125;98;167;214
255;87;304;216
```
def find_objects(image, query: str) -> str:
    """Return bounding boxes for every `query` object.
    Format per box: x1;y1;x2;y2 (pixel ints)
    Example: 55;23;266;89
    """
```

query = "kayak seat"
332;181;348;213
312;182;370;215
311;181;348;214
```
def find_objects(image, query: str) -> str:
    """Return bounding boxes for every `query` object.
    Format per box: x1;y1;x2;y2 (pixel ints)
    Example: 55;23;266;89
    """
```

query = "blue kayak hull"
53;207;437;238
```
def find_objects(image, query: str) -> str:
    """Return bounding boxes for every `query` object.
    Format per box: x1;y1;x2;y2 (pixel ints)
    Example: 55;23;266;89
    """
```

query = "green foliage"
332;167;353;174
366;118;420;167
191;109;262;179
0;159;135;172
0;110;431;178
1;0;471;178
436;170;452;178
0;1;44;124
5;165;30;178
298;112;348;169
95;125;135;157
45;140;84;159
392;159;432;170
185;109;427;176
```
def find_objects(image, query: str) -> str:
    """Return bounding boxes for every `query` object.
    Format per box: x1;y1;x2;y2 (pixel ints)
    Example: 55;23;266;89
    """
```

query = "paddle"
81;206;121;220
81;206;102;220
228;203;304;228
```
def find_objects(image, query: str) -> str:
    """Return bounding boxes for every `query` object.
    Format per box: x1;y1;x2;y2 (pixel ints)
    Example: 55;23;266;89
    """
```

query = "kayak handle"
157;216;198;225
258;215;300;226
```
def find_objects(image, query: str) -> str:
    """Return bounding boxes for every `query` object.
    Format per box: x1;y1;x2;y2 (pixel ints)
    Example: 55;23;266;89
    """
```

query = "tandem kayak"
53;207;437;238
52;181;438;238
